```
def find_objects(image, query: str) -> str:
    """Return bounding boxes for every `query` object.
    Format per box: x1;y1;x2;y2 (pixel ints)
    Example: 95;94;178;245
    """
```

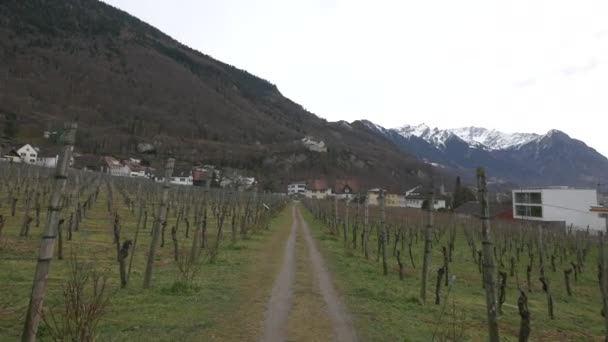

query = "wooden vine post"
421;185;434;303
380;190;388;276
21;122;77;342
477;168;500;342
143;158;174;289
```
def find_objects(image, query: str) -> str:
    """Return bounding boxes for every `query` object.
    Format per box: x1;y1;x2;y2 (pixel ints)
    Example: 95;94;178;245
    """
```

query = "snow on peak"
396;123;432;138
393;124;540;150
449;126;539;150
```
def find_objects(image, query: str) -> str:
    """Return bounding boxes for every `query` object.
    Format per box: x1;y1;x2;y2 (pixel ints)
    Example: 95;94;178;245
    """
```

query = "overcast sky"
103;0;608;156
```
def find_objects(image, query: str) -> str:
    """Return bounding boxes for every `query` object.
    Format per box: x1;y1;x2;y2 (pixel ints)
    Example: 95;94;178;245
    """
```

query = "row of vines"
303;170;608;341
0;124;287;341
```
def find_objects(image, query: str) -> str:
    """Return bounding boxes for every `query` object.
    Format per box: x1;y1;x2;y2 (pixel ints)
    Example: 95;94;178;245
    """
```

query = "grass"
300;206;605;342
0;187;292;341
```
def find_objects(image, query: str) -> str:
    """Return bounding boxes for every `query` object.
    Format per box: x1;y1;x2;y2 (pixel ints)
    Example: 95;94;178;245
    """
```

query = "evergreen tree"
452;176;476;209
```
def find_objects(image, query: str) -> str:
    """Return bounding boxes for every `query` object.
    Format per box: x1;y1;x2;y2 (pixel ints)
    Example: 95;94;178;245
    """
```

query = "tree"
452;176;476;209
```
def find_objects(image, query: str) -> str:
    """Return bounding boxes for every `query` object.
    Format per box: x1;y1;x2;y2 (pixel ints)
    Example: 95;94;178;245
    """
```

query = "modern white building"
512;187;606;230
288;182;307;196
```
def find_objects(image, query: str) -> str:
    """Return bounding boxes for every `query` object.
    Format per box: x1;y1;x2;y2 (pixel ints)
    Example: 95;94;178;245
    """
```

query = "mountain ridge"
0;0;432;192
361;120;608;187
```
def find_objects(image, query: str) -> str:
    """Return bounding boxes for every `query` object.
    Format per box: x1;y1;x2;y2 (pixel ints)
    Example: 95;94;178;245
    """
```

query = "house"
513;187;605;230
385;193;400;207
288;181;307;196
99;156;131;177
16;144;38;164
192;166;213;188
305;179;332;199
366;188;386;206
454;201;513;220
405;186;448;209
333;179;360;200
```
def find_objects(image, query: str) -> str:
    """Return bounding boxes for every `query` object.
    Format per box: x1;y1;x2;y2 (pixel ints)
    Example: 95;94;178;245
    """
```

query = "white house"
16;144;38;164
288;182;307;196
513;187;606;230
100;156;131;177
333;179;360;200
404;186;447;209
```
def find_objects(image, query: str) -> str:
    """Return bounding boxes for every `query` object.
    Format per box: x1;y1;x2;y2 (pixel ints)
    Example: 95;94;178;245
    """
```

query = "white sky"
103;0;608;156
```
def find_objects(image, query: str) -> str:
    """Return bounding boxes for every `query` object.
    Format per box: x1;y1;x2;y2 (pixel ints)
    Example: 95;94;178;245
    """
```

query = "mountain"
363;122;608;187
0;0;431;191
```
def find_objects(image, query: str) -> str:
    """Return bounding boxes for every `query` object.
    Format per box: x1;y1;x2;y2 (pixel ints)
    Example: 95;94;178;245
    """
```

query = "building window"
30;159;35;163
515;192;541;204
30;153;36;157
516;205;542;218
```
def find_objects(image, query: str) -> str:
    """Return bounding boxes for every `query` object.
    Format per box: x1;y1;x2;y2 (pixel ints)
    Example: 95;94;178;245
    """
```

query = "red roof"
308;179;328;191
334;179;360;194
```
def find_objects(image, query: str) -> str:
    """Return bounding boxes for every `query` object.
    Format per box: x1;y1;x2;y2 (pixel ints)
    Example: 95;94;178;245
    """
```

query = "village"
2;141;606;232
288;179;608;231
0;143;256;190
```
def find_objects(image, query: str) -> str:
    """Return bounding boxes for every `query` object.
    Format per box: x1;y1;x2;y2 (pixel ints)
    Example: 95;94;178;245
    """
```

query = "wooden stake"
22;122;76;342
421;186;434;303
477;168;500;341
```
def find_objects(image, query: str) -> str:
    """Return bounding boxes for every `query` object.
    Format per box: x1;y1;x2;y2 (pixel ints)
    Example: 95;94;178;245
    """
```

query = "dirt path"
260;206;298;341
297;209;358;342
260;206;357;342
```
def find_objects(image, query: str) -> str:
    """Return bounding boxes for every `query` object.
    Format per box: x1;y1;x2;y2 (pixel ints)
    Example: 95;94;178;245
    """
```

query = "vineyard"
302;187;608;341
0;128;289;341
1;126;607;341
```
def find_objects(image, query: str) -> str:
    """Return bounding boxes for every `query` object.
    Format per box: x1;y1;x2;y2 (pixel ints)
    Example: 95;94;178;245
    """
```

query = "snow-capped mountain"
395;124;540;151
360;120;608;187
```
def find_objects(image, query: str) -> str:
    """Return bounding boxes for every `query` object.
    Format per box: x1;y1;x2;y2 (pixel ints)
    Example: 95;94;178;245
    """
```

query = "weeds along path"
260;205;357;342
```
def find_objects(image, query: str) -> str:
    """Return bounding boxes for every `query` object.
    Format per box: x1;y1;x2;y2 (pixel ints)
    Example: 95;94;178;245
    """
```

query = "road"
260;206;358;342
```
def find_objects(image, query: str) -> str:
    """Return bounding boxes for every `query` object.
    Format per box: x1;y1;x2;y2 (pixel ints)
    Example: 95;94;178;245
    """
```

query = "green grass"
300;207;604;342
0;189;292;341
